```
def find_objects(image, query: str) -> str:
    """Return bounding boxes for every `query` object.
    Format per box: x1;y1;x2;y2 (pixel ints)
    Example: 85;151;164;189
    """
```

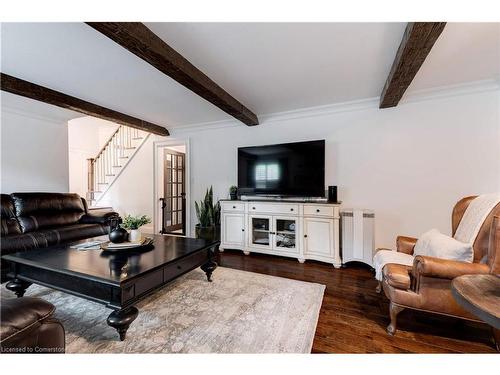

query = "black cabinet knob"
242;228;245;232
316;209;320;213
252;207;256;210
233;206;236;209
304;234;308;238
290;208;294;211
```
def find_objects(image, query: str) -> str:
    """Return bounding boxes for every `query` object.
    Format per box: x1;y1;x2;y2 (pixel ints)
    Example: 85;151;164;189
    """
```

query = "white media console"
220;199;341;268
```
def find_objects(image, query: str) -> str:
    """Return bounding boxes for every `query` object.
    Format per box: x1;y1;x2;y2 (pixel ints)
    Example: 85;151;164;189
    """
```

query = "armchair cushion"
382;264;412;290
412;255;490;280
414;229;473;263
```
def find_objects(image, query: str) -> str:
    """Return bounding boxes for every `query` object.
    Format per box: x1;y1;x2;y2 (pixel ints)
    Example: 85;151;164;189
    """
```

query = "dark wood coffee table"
3;234;219;341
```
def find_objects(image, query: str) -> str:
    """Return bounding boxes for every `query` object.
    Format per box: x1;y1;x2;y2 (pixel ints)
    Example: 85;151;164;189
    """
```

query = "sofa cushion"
383;264;412;290
1;194;21;236
1;223;108;254
12;193;86;233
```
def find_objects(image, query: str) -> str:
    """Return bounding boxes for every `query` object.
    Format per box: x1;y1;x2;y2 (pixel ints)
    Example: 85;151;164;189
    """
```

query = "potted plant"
195;186;221;241
120;214;151;242
229;185;238;200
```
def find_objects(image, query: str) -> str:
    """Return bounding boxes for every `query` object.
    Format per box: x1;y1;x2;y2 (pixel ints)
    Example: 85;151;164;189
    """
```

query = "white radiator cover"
341;209;375;267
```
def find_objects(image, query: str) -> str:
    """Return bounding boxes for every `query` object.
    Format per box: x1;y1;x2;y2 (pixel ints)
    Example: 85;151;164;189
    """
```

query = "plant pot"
230;192;238;200
129;229;141;242
195;225;221;241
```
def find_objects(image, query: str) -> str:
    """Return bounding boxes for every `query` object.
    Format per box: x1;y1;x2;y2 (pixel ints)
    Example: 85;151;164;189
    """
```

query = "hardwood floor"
217;250;497;353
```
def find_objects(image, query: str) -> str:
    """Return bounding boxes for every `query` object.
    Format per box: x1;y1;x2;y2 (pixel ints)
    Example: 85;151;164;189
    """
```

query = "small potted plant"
120;214;151;242
195;186;221;241
229;185;238;200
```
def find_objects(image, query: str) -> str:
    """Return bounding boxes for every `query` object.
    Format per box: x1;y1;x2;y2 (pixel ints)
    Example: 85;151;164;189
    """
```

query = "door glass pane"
275;219;296;249
177;170;183;183
251;217;270;246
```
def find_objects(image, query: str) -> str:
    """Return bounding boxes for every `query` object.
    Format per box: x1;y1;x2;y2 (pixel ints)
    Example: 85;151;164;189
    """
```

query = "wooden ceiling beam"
86;22;259;126
0;73;170;136
379;22;446;109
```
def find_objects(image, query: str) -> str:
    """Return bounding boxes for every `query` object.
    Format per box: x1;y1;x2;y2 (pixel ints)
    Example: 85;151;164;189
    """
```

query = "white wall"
1;105;70;193
67;117;118;198
95;87;500;249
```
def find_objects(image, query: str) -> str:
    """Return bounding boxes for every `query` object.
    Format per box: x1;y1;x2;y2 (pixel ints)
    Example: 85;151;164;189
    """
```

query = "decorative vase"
129;229;141;242
109;227;128;243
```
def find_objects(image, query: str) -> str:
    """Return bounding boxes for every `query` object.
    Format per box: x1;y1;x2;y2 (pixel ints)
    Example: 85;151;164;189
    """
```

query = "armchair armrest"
396;236;417;255
412;255;489;280
79;209;119;225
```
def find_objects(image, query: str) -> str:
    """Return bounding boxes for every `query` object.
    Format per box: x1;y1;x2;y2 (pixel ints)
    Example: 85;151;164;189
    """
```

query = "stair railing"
87;126;142;204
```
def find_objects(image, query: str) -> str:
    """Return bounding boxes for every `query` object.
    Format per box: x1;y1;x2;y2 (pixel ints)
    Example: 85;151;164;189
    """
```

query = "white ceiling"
1;22;499;129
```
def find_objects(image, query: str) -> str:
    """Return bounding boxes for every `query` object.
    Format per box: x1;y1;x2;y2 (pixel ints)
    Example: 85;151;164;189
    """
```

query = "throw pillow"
413;229;473;263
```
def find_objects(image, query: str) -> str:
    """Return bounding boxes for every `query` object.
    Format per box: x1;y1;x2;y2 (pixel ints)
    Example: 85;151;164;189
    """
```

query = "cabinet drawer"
248;203;299;215
221;202;245;212
304;205;334;217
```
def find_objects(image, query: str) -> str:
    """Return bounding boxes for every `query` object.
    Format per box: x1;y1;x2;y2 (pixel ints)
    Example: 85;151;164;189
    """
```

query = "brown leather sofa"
1;297;65;353
382;196;500;335
1;192;119;281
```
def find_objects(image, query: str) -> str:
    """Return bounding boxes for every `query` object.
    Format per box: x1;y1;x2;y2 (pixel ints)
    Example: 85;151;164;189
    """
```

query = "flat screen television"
238;140;325;197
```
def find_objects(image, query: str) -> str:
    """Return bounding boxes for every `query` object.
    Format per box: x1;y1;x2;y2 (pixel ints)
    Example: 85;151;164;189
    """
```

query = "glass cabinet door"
274;218;297;251
250;216;272;248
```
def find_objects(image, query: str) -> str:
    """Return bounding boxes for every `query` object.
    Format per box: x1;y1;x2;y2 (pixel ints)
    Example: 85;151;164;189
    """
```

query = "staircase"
87;126;150;206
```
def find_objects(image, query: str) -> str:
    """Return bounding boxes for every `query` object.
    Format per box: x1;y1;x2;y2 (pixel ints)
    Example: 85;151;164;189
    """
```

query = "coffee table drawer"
134;269;163;296
163;250;208;282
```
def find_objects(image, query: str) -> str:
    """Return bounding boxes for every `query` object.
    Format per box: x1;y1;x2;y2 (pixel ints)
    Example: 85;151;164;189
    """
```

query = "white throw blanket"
373;193;500;281
453;193;500;244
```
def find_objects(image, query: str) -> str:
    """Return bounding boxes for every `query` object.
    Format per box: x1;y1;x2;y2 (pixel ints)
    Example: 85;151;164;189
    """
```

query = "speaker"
328;186;338;203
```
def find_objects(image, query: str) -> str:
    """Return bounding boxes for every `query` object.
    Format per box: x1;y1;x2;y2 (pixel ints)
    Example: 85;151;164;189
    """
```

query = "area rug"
2;267;325;353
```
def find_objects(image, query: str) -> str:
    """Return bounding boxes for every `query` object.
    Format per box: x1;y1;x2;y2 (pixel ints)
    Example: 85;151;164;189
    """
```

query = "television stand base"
239;195;328;203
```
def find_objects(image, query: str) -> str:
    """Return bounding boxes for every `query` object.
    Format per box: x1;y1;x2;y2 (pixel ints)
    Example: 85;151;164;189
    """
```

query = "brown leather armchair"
382;196;500;335
1;297;65;353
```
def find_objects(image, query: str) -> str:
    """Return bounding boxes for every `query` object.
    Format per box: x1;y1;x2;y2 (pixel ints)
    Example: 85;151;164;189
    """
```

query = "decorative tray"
101;237;154;252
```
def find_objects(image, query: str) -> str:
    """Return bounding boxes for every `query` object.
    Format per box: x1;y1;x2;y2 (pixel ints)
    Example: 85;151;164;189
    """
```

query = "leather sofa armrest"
396;236;417;255
412;255;490;280
79;210;119;225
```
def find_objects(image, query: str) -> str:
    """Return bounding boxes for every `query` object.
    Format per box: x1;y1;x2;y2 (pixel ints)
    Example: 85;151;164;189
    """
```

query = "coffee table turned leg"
107;306;139;341
6;278;32;297
201;246;218;282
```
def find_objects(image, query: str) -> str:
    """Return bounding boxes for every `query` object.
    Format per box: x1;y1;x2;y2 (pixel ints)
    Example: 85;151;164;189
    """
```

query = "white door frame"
153;138;191;236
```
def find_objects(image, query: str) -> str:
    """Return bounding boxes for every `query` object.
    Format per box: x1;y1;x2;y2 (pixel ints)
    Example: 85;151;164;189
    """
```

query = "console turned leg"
201;246;218;282
107;306;139;341
6;278;32;298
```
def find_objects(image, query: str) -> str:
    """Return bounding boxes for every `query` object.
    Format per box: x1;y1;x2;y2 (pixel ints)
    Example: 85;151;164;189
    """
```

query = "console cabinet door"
248;215;273;250
303;217;334;257
222;213;245;247
273;216;299;254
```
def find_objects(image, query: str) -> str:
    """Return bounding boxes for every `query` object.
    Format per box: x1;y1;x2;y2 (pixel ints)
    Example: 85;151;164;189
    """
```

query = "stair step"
132;137;143;140
124;147;136;150
105;174;116;177
98;182;108;185
88;191;103;193
119;156;129;159
112;165;122;168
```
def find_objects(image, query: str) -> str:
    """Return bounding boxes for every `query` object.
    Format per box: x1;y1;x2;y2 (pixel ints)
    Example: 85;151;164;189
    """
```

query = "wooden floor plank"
217;250;496;353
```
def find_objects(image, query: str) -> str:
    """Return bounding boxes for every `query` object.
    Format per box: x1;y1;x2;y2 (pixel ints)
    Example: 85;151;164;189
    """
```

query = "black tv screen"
238;140;325;197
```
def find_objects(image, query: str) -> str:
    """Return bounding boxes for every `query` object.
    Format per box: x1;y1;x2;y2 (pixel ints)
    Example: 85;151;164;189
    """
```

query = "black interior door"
161;149;186;235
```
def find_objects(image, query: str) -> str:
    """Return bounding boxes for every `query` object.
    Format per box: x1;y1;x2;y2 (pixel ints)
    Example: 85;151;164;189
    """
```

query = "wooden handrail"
91;126;122;165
